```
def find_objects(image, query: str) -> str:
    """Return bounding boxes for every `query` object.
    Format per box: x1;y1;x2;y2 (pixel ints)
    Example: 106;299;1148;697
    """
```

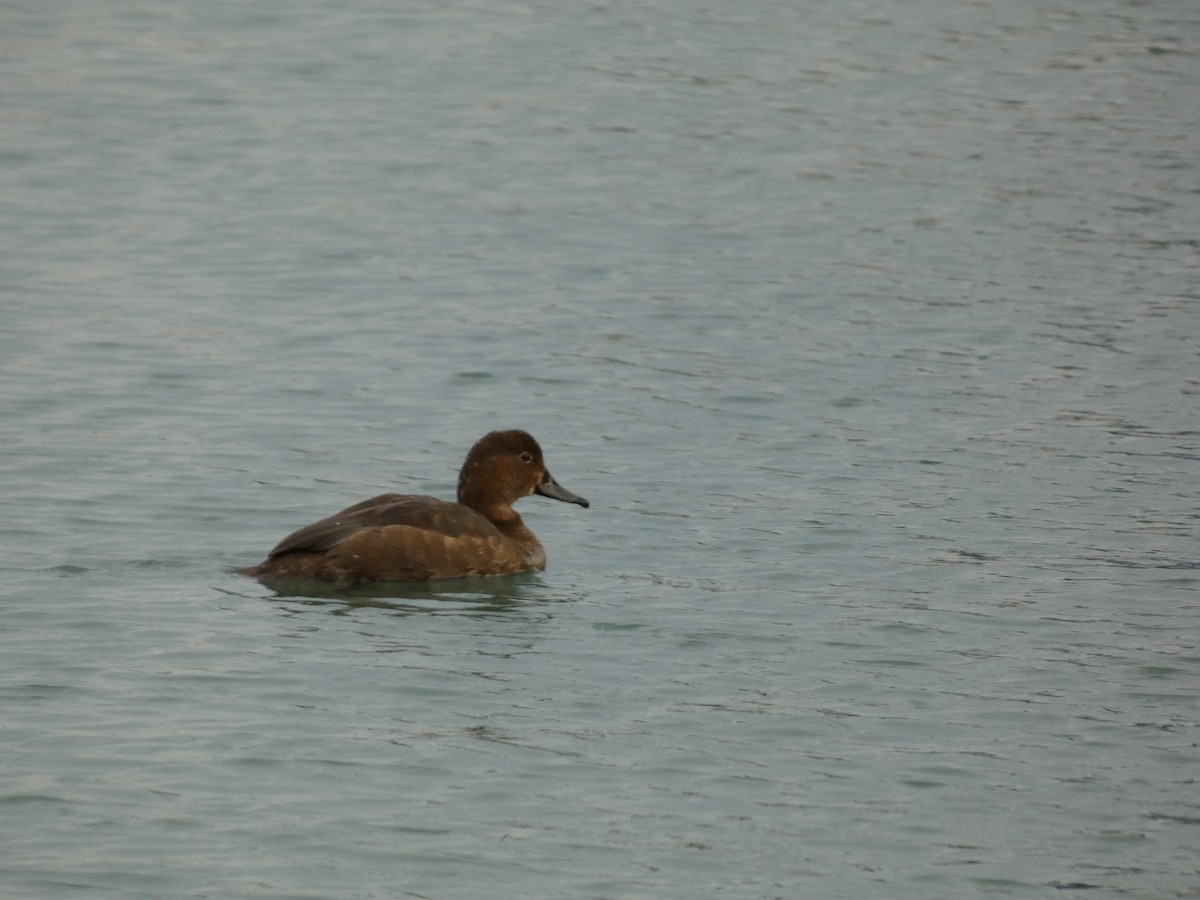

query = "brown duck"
242;430;588;583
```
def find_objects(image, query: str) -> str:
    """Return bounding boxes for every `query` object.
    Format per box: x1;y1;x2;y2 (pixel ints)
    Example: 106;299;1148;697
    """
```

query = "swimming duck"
242;430;588;583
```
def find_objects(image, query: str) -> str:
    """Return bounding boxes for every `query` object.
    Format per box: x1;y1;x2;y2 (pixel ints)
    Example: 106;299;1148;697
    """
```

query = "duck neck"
487;507;546;568
487;505;528;538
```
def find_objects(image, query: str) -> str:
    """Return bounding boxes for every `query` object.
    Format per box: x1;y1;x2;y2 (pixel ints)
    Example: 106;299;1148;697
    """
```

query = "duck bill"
536;470;590;508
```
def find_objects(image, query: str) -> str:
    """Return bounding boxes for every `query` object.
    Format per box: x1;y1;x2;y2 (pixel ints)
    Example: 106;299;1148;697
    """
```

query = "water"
2;0;1198;897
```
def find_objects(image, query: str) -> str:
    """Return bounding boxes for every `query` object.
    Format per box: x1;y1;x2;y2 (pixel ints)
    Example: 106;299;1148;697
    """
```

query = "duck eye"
519;451;534;464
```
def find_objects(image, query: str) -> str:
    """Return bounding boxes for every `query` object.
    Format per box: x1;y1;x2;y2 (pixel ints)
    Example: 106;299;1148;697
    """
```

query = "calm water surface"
2;0;1198;897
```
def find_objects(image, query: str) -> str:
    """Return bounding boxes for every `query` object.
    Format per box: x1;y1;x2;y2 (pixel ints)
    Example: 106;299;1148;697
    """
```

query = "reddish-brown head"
456;430;589;514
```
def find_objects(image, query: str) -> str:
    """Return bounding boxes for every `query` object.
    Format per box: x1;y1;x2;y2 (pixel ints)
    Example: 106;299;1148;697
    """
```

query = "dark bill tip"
536;471;590;508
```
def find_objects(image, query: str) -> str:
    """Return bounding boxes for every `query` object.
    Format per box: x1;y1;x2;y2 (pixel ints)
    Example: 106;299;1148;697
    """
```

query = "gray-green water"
2;1;1197;897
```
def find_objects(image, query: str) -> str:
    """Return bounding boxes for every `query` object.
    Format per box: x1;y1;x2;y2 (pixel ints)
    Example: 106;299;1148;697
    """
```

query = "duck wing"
267;493;500;558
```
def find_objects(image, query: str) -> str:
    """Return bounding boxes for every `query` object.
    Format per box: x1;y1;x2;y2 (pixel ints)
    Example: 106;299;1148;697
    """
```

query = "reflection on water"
228;570;568;615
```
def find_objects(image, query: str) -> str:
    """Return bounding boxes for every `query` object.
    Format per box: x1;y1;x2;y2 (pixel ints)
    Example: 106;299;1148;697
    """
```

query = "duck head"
456;430;589;513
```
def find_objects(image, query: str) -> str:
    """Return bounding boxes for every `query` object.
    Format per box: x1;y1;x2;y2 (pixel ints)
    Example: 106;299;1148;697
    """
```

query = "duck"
241;430;588;583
